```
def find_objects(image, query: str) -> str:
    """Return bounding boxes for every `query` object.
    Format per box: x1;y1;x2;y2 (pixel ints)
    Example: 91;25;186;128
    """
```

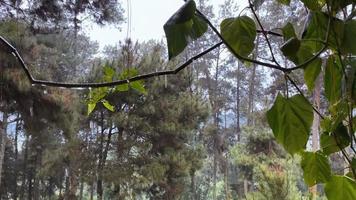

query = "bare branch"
0;36;223;88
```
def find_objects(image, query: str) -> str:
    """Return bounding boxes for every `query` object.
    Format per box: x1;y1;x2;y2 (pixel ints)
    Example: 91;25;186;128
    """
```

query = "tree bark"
97;112;107;200
247;36;260;126
13;115;20;200
236;61;241;141
20;134;29;200
0;111;8;188
310;76;321;199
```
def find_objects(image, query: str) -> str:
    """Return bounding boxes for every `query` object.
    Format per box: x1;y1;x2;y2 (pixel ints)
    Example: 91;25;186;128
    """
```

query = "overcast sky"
87;0;247;48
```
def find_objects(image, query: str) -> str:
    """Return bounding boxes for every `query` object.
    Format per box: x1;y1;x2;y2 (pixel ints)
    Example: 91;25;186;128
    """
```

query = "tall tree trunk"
13;115;20;200
191;171;196;200
310;77;321;199
20;134;29;200
224;154;230;200
0;111;8;187
96;115;104;200
247;36;260;126
33;143;43;200
236;61;241;141
79;178;84;200
247;65;256;126
90;181;94;200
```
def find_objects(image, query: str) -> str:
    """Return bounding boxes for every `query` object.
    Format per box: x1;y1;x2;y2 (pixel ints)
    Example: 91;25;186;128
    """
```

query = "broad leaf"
266;94;313;154
321;124;350;155
303;12;344;53
301;151;331;186
102;100;114;112
116;84;129;92
116;68;147;95
303;57;322;91
325;176;356;200
280;37;301;58
164;0;208;59
324;55;342;104
281;23;297;41
352;158;356;172
221;16;257;57
103;65;115;82
87;103;96;115
342;20;356;55
130;81;147;95
300;0;325;10
277;0;290;5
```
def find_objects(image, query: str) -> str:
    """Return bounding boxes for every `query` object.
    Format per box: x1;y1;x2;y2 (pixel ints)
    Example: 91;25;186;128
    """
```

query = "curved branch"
0;36;223;88
195;9;288;72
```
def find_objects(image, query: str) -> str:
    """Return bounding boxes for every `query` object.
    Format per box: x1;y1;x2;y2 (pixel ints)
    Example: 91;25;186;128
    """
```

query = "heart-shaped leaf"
266;94;313;154
164;0;208;59
301;151;332;186
221;16;257;57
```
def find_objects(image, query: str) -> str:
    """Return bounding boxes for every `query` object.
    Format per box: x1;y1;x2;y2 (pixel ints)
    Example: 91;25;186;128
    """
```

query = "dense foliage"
0;0;355;199
163;0;356;199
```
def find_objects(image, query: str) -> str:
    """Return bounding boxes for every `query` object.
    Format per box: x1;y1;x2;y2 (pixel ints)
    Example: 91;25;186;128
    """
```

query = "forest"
0;0;355;199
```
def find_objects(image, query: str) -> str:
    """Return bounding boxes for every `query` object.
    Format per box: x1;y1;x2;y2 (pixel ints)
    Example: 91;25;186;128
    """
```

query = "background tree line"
0;0;353;199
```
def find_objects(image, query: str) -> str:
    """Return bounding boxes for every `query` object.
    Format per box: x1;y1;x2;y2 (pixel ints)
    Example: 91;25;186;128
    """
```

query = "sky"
87;0;247;48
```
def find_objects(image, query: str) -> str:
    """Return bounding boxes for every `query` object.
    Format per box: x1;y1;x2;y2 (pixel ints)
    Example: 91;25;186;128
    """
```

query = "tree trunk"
191;171;196;200
90;181;94;200
224;154;230;200
0;111;8;187
236;61;241;141
247;36;260;126
97;112;106;200
213;152;217;200
13;115;20;200
310;76;321;199
79;178;84;200
247;65;256;126
20;134;29;200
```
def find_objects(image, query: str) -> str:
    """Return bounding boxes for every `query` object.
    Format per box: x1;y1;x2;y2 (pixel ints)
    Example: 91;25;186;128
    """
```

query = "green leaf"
87;103;96;115
164;0;208;59
119;68;139;79
300;0;325;10
342;20;356;55
221;16;256;57
303;12;344;53
277;0;290;5
116;68;147;94
321;124;350;155
116;84;129;92
102;100;114;112
130;81;147;95
303;57;322;91
103;65;115;82
325;175;356;200
330;0;356;11
280;37;301;58
352;158;356;171
301;151;331;186
281;23;297;41
266;94;313;154
324;55;342;104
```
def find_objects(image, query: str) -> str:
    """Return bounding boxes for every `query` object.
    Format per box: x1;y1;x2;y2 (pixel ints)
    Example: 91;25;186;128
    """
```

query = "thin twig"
248;0;281;67
286;15;331;72
195;9;288;72
285;74;325;119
